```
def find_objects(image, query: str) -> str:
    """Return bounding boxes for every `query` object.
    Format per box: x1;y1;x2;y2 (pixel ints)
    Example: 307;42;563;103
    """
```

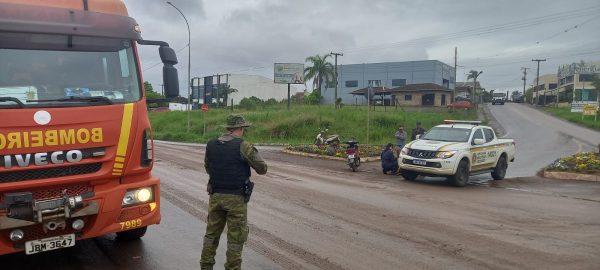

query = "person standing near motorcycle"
200;114;268;270
395;126;406;149
411;121;426;141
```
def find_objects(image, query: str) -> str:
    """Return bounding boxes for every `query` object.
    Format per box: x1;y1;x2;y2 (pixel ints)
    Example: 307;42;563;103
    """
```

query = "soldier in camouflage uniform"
200;114;268;270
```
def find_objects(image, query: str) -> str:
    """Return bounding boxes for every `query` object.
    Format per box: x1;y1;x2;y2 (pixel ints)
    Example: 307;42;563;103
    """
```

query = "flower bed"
546;152;600;174
285;144;383;158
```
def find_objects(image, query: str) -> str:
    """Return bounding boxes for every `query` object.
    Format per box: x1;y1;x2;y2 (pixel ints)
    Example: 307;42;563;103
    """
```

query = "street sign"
571;101;598;113
201;104;209;113
274;63;304;84
583;105;597;116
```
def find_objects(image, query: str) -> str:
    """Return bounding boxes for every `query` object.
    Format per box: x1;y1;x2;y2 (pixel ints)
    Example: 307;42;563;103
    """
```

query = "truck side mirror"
163;65;179;98
159;46;179;98
137;40;180;98
159;46;178;65
473;138;485;145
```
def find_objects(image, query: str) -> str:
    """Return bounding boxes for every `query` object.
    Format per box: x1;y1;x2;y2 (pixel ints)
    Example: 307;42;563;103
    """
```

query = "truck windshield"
0;33;141;108
422;127;472;142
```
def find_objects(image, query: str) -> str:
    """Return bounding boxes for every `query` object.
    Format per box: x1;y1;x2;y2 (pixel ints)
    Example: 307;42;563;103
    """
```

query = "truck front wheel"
400;170;418;181
116;226;147;241
448;159;469;187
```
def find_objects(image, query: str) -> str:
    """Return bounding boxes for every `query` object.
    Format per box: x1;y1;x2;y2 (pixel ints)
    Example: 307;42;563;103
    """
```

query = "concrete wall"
322;60;455;105
393;92;451;107
227;74;297;105
169;103;187;111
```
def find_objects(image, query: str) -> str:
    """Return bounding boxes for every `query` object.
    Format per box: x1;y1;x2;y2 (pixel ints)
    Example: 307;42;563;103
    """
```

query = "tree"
304;54;335;99
525;87;533;104
467;70;483;108
144;81;154;93
143;81;167;108
216;84;238;106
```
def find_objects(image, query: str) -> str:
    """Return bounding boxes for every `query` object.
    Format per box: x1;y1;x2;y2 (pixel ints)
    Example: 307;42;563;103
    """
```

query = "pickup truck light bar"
443;120;482;125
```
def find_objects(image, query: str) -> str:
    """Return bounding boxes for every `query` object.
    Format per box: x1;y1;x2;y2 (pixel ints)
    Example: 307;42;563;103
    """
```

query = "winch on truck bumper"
0;191;98;231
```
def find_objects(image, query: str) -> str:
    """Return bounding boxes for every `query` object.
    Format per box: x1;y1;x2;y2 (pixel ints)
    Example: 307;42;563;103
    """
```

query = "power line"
536;15;600;45
338;5;600;53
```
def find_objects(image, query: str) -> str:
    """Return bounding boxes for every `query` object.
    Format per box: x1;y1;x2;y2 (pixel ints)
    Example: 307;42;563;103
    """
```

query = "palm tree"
216;84;238;107
467;70;483;108
304;54;335;100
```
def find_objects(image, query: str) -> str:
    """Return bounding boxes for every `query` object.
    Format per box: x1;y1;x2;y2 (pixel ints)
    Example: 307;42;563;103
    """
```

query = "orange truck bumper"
0;176;161;255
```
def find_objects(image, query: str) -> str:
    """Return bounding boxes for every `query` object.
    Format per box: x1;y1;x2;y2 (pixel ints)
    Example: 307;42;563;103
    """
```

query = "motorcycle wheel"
350;164;356;172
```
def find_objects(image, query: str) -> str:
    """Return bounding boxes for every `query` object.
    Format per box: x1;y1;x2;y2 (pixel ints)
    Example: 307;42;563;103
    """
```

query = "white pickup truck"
398;120;515;186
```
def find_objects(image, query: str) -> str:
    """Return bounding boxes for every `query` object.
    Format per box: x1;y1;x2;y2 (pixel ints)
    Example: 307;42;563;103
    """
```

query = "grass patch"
149;104;478;146
542;106;600;130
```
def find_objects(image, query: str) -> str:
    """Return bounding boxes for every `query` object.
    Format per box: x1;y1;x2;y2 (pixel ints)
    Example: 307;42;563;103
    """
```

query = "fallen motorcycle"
314;128;340;146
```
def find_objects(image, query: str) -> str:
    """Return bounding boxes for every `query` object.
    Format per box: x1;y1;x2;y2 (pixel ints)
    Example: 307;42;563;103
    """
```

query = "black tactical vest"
206;137;251;195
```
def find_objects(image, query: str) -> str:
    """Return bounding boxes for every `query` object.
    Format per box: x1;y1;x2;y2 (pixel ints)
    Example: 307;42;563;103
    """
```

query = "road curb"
281;149;381;162
155;140;205;147
543;170;600;182
155;140;289;147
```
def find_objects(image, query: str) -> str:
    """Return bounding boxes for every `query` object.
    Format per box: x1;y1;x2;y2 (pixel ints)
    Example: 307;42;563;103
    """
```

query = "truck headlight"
401;147;409;155
436;151;457;159
122;187;154;207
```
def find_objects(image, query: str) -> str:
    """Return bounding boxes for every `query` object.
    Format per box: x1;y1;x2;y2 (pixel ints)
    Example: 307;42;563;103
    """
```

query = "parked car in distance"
447;100;473;109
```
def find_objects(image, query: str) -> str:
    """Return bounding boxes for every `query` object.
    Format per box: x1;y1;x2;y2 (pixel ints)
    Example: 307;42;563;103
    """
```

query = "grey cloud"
124;0;600;94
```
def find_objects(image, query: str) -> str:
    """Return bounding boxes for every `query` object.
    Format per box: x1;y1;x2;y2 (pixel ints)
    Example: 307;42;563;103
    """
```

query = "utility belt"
207;178;254;203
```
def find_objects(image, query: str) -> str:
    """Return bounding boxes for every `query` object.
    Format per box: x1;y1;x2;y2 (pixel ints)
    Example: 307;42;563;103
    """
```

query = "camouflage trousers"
200;193;249;270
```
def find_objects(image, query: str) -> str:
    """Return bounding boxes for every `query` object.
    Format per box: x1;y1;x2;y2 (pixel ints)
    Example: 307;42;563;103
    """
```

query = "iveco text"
1;150;84;169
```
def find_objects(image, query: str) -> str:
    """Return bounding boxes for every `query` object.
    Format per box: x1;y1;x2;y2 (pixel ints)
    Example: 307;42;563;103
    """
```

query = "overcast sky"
127;0;600;94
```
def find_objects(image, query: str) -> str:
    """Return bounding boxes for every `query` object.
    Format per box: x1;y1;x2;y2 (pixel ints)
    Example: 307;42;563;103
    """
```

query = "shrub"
304;90;320;105
239;96;264;110
546;152;600;173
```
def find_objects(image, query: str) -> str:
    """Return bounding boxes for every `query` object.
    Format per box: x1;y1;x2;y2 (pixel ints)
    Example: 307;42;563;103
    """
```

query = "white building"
192;74;301;105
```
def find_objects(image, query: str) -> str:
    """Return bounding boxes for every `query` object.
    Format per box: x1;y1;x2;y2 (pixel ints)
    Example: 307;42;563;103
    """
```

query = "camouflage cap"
224;114;252;128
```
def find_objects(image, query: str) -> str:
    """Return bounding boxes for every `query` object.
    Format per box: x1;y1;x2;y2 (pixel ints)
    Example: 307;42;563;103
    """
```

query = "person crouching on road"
200;114;268;270
381;143;399;175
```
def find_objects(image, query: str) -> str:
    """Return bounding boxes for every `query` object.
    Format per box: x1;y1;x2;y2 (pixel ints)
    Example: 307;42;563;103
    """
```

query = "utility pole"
331;52;343;108
454;47;457;103
521;67;530;103
215;74;220;108
532;59;546;106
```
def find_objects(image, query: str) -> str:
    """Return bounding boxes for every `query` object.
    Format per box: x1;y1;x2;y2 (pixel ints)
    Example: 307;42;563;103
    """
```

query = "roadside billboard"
571;101;598;113
274;63;304;84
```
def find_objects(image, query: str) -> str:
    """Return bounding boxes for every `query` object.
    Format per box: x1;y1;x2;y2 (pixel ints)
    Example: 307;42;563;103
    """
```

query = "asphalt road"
487;103;598;177
2;104;600;269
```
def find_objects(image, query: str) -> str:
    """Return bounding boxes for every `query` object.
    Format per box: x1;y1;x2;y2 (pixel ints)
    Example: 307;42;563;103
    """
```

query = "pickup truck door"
482;128;500;167
470;128;497;170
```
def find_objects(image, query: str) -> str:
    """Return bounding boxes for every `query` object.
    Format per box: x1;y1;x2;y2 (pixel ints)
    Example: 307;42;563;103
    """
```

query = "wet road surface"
487;103;598;177
2;104;600;269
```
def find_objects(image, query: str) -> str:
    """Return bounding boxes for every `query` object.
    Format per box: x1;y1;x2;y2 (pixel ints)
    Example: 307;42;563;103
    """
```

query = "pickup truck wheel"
400;170;418;181
491;156;508;180
116;226;147;241
448;160;469;187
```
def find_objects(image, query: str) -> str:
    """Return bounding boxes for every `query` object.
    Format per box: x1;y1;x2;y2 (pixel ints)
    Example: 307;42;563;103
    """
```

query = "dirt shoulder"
155;141;600;270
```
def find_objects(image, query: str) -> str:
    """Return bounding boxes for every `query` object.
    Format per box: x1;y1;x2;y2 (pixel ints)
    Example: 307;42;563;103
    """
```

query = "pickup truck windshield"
0;33;141;108
422;127;471;142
